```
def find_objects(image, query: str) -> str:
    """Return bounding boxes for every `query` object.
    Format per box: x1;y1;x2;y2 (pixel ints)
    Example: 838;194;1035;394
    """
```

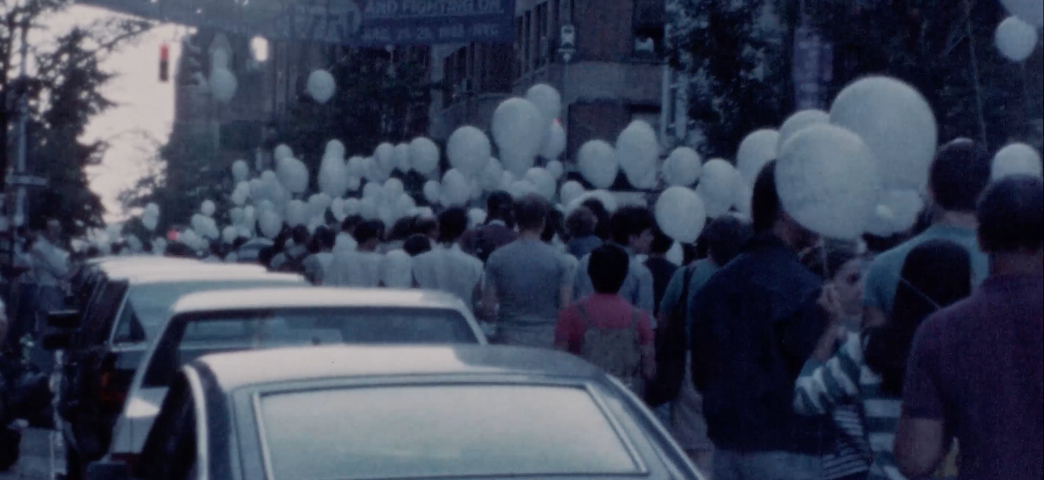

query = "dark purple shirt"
904;275;1043;480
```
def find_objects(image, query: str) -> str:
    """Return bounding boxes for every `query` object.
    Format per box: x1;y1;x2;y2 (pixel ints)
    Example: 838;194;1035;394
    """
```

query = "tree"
667;0;795;159
1;0;149;236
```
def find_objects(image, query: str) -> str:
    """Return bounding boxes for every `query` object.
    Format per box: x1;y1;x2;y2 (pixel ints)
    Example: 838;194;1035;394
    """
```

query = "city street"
1;428;56;480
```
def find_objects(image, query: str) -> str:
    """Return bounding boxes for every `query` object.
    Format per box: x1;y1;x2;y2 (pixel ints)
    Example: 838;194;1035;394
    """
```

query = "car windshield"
258;384;640;480
142;307;478;388
113;280;303;344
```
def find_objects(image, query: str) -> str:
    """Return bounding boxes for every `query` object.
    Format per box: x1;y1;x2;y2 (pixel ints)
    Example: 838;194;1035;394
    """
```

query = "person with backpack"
554;244;655;395
461;191;517;263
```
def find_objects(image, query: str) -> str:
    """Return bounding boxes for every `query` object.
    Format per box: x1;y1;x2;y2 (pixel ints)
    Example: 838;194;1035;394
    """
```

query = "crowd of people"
0;138;1040;480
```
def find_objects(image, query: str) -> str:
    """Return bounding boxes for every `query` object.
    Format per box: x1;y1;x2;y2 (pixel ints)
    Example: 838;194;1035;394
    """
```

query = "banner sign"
79;0;516;46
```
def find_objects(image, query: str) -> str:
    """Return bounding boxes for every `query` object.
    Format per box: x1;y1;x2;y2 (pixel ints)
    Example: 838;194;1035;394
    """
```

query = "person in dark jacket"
644;227;677;318
688;161;835;480
461;191;518;262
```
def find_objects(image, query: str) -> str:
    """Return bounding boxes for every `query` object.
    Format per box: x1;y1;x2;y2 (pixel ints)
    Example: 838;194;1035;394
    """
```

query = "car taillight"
110;452;138;470
98;370;127;410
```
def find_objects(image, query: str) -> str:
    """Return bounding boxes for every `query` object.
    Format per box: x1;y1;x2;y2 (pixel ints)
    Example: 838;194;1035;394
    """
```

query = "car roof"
100;262;270;281
192;345;603;392
124;269;302;285
170;287;468;314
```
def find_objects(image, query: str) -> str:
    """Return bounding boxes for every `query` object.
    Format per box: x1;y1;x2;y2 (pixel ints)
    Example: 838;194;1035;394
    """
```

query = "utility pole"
13;7;30;227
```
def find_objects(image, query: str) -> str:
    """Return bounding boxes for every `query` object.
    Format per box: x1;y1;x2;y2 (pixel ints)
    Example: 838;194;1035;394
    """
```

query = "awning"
78;0;516;46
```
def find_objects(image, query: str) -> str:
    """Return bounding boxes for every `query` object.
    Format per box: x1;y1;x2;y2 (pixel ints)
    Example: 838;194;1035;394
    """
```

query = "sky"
45;5;184;223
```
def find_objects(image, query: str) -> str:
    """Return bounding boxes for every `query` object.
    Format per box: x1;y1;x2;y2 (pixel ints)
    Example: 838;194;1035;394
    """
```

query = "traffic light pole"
13;9;30;227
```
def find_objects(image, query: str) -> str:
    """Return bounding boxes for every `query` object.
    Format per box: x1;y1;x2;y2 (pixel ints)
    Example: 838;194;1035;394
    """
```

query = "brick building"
429;0;668;161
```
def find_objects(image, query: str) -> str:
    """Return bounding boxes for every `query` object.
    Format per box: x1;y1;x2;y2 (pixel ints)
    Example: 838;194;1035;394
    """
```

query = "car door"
135;373;200;480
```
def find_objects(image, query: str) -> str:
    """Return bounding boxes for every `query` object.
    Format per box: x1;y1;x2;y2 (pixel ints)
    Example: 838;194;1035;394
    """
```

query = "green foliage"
1;0;149;237
668;0;794;159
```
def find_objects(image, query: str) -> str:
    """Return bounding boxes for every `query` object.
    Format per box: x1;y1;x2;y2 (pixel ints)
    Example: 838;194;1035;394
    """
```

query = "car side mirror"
42;331;73;351
48;310;81;329
86;461;131;480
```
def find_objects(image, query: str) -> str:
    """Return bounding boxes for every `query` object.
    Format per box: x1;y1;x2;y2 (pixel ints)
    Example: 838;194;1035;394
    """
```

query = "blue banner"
78;0;516;46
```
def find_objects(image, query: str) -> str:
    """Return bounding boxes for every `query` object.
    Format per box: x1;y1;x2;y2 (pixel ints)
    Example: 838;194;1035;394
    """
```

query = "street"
0;428;56;480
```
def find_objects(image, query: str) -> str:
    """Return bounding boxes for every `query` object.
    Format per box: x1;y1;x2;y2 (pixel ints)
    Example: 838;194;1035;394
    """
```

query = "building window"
633;0;665;58
536;3;549;67
516;16;524;78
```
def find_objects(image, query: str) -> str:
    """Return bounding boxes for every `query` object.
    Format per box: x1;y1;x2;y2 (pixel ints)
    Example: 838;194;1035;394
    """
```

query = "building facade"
428;0;667;161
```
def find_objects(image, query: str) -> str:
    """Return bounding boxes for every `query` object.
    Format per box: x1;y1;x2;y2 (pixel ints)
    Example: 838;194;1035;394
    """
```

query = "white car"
107;287;488;466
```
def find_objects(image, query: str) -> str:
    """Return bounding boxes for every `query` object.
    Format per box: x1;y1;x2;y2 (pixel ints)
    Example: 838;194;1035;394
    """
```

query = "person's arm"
895;316;950;477
636;266;655;315
895;417;948;478
573;255;593;300
480;279;499;322
559;255;575;309
553;307;580;353
794;334;861;415
862;306;888;330
861;258;890;330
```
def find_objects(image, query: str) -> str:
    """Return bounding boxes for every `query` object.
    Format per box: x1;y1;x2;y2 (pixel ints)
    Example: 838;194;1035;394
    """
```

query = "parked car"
48;265;304;479
107;287;486;464
90;345;704;480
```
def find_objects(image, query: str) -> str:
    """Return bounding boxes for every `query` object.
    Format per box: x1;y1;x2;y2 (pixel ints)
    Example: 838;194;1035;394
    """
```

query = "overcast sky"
45;5;182;222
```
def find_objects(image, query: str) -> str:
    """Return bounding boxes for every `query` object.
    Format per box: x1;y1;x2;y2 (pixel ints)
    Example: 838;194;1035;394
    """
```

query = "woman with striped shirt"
795;239;972;480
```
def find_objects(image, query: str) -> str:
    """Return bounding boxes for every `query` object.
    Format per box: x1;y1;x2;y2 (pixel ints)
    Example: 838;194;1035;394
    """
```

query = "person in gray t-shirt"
482;195;573;348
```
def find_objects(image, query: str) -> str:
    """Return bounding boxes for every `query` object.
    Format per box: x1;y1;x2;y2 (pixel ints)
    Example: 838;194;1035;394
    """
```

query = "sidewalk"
0;428;56;480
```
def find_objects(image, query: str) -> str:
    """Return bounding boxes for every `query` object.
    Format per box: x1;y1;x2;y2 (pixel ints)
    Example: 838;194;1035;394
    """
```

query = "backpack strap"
630;307;641;330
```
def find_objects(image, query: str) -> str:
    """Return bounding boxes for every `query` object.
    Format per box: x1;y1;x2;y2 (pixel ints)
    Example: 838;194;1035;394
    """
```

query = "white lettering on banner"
365;0;400;16
471;23;499;37
438;24;466;39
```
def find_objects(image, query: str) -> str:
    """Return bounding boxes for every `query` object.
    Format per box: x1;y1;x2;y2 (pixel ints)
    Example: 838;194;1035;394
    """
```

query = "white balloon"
663;147;702;187
666;241;684;265
992;143;1043;180
243;206;256;229
469;177;483;201
501;171;516;190
546;160;564;180
201;200;216;217
508;180;539;199
656;187;707;243
381;250;413;288
359;198;377;219
423;180;441;205
540;121;567;160
397;193;416;214
277;157;309;194
441;169;471;206
145;202;160;217
306;69;336;103
343;198;361;216
616;120;660;188
481;158;505;191
151;238;167;256
346;176;361;192
346;156;368;177
995;17;1039;62
231;160;250;183
329;198;347;221
362;182;382;200
468;208;488;229
559;180;585;205
325;140;345;159
318;156;349;198
259;210;283;239
829;76;937;191
307;193;332;219
525;167;556;200
231;182;250;206
394;143;412;172
865;189;925;236
736;129;780;185
274;144;293;162
409;137;440;174
697;159;740;218
141;215;158;232
778;110;830;152
1001;0;1043;27
776;124;881;240
209;68;237;103
447;126;492;176
221;226;238;244
526;84;562;128
374;143;397;174
492;98;545;176
384;178;405;200
285;200;309;227
230;207;245;226
578;140;619;189
733;182;753;217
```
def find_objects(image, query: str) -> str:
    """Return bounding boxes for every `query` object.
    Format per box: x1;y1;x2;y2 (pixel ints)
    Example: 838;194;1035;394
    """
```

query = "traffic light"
159;43;169;82
178;36;207;87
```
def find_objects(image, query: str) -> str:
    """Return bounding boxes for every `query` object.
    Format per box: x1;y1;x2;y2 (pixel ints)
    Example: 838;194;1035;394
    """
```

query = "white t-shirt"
323;250;384;287
31;238;69;287
412;244;484;309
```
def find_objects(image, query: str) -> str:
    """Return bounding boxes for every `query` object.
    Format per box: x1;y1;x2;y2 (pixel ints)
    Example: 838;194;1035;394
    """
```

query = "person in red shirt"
555;244;656;390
